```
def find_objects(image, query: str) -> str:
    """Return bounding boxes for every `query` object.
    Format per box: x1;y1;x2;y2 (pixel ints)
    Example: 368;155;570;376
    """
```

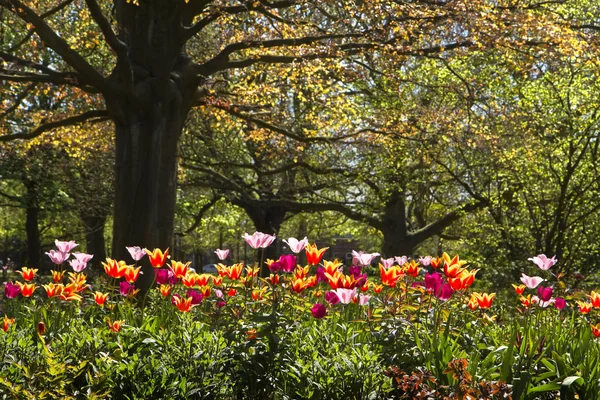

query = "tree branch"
1;0;111;93
0;110;109;142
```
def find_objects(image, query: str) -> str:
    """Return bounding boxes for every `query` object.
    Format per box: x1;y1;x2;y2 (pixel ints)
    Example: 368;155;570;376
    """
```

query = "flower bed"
1;236;599;399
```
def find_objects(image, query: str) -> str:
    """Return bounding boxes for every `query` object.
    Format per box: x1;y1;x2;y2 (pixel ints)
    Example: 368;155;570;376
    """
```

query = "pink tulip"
126;246;146;261
395;256;408;266
243;232;276;249
358;294;371;306
419;256;432;266
528;254;557;271
69;259;87;273
311;303;326;319
334;288;357;304
351;250;380;267
325;291;340;305
73;252;94;263
520;273;544;289
554;297;566;310
381;257;396;269
214;249;230;261
55;240;78;253
46;250;70;264
283;237;309;253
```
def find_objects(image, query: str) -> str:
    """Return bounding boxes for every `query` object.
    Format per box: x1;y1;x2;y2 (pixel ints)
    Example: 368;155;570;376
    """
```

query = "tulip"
214;249;230;261
358;294;371;306
512;284;526;295
311;303;326;319
419;256;432;266
537;286;553;302
17;267;37;282
50;270;64;283
279;254;297;273
325;291;340;305
159;285;172;297
94;291;108;306
119;281;135;296
212;276;223;286
589;291;600;308
169;261;190;279
520;273;544;289
305;243;329;265
351;250;380;267
55;240;78;253
242;232;276;249
395;256;408;266
4;282;20;298
102;258;128;279
155;268;176;285
528;254;557;271
591;323;600;338
283;237;309;253
228;288;237;297
145;248;169;268
17;282;36;297
315;267;327;283
46;250;70;265
577;301;592;314
430;257;442;269
43;283;64;298
73;252;94;263
181;273;198;287
186;289;203;305
334;288;357;304
380;265;402;287
126;246;146;261
554;297;566;310
174;296;193;312
37;321;46;335
107;319;123;333
404;261;420;278
380;258;396;269
2;316;15;332
225;263;244;280
443;253;466;279
473;292;495;309
69;259;87;273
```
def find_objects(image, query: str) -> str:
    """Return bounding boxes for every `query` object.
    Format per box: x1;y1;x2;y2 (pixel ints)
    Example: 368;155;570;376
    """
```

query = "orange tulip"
460;269;478;289
146;248;169;268
42;283;64;298
578;301;593;314
520;294;533;308
322;259;343;276
102;258;128;279
216;263;228;277
195;274;210;287
361;283;370;292
430;257;442;269
251;288;267;301
181;273;198;287
17;282;36;297
200;286;211;297
449;277;465;291
246;329;257;340
588;291;600;308
174;296;193;312
225;263;244;280
94;291;108;306
51;270;65;283
124;266;142;283
305;243;328;265
473;292;495;309
267;274;280;285
245;266;260;278
2;315;15;332
227;288;237;297
373;284;383;294
107;319;124;333
212;276;223;286
468;297;479;310
442;253;467;279
513;284;526;295
18;267;37;282
404;261;420;278
591;323;600;338
290;278;309;293
379;265;402;287
170;261;190;279
293;265;310;280
159;284;172;297
68;272;88;291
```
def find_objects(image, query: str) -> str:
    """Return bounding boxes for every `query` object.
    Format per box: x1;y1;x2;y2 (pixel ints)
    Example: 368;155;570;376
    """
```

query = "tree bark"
24;179;41;270
81;215;107;271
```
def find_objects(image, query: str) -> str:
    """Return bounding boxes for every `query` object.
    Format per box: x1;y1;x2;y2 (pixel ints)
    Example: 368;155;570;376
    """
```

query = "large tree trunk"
81;215;107;271
111;104;186;291
108;2;199;293
380;190;413;258
245;205;287;276
24;179;41;270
